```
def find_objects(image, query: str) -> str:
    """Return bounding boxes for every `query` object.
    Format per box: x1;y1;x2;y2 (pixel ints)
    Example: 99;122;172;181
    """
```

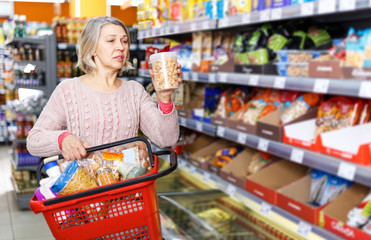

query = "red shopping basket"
29;137;178;240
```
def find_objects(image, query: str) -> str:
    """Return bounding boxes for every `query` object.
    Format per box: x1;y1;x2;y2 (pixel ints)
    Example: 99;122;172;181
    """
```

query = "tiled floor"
0;145;53;240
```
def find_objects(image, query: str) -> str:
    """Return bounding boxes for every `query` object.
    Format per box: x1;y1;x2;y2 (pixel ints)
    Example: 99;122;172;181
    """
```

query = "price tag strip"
297;221;312;239
249;75;259;86
274;77;286;89
271;8;282;21
237;133;247;145
258;139;269;152
290;148;304;164
196;122;203;132
217;126;225;137
318;0;336;14
313;79;330;93
260;202;272;217
339;0;356;11
359;81;371;98
337;162;357;181
301;2;314;16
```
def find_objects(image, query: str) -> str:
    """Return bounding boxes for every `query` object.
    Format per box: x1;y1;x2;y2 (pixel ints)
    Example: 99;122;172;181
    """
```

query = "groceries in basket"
36;139;153;199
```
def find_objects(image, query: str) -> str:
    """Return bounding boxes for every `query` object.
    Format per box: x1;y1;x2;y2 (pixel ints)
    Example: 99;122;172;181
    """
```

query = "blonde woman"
27;16;182;160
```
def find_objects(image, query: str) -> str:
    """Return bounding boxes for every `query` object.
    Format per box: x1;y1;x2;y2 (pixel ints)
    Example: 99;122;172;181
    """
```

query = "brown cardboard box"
188;139;235;170
182;135;217;159
320;184;371;240
178;99;203;118
257;107;318;142
277;175;327;224
209;59;235;73
211;115;229;126
219;148;258;188
245;160;308;204
308;60;342;78
342;66;371;80
224;108;257;134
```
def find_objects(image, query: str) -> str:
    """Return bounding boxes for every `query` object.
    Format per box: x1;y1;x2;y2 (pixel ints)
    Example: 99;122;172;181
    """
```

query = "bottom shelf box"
320;184;371;240
245;160;308;205
277;175;326;225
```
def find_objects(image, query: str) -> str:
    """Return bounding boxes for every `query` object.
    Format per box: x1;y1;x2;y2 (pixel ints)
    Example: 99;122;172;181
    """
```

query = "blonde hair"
77;16;132;74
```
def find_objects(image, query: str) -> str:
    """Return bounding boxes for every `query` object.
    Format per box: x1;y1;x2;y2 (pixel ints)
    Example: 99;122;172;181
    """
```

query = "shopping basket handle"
42;149;177;206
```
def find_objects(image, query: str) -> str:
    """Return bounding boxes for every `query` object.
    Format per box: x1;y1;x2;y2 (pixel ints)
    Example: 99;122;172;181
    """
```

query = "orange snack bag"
102;152;124;161
335;98;363;129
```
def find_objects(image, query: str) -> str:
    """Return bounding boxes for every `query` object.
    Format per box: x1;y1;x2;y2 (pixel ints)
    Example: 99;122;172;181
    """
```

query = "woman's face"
94;23;129;72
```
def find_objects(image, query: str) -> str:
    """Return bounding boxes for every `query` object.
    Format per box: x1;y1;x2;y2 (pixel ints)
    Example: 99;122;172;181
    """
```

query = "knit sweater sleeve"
133;82;180;148
26;82;69;157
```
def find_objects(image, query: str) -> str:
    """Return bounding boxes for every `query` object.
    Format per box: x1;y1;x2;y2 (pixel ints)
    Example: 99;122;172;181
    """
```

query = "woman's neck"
80;70;121;92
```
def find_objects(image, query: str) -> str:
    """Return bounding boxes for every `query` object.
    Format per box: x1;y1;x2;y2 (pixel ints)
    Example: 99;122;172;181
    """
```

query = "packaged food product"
360;100;371;124
51;161;98;196
277;50;324;63
275;62;309;77
247;151;273;175
196;208;234;233
149;52;179;91
95;166;116;186
347;192;371;228
280;93;320;124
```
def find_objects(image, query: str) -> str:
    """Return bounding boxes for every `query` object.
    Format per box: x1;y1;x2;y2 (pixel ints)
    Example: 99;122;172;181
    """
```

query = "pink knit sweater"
27;78;180;157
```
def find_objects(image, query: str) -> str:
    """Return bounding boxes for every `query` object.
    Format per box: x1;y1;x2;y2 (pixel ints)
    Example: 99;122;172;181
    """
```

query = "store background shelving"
138;1;371;239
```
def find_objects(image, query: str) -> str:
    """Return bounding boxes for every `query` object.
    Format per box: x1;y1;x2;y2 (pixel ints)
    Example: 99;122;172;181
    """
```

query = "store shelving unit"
5;35;58;98
10;176;33;210
138;2;371;239
177;157;342;240
138;0;371;40
140;69;371;99
178;116;371;188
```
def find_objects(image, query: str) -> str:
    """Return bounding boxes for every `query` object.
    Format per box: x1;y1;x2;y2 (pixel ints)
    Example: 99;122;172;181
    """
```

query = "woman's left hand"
150;63;183;103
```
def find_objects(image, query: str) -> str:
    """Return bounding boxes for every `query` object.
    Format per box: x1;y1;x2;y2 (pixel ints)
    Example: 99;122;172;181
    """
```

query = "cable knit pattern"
27;78;180;157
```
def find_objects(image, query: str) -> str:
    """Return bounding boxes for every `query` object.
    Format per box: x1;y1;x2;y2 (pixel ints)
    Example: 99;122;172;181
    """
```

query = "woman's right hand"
61;134;90;161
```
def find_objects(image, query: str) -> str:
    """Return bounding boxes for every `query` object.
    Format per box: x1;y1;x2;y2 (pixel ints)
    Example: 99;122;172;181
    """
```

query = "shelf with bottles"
10;175;35;210
56;49;82;80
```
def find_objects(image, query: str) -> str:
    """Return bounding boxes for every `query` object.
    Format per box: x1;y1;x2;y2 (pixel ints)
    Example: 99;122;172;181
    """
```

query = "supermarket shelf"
9;149;39;171
14;60;46;68
13;138;27;144
57;43;76;50
179;117;371;188
218;73;371;99
138;19;218;39
139;70;371;99
5;36;47;45
10;176;33;210
137;43;167;51
177;157;342;240
120;76;150;84
138;0;371;38
16;85;47;92
138;69;151;77
218;0;371;29
179;117;217;137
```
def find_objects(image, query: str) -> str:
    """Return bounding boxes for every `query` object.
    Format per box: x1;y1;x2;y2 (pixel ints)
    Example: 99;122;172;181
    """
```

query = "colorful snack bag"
315;98;339;138
334;98;363;129
280;93;320;124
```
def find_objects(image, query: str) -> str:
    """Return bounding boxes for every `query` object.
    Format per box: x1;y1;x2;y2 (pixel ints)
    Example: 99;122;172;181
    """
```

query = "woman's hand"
150;63;183;103
61;134;91;161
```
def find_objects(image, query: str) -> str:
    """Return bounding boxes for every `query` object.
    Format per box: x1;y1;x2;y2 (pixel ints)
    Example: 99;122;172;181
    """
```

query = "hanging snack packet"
51;161;98;196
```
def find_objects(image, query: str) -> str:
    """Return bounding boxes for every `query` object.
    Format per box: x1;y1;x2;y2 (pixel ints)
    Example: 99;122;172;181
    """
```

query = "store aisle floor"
0;145;53;240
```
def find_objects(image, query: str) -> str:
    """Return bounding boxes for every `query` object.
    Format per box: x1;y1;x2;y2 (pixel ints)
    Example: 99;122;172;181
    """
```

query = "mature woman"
27;16;181;160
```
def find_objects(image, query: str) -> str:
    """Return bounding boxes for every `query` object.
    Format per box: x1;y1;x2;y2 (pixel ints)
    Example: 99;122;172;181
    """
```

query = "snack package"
280;93;320;124
211;146;244;168
309;169;328;206
51;161;98;196
318;174;351;206
247;151;274;175
347;191;371;228
360;100;371;124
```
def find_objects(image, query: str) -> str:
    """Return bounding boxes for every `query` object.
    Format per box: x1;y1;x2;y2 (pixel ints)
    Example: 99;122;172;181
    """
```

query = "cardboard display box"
234;63;278;75
245;160;308;204
181;135;217;160
283;119;319;151
318;122;371;165
188;139;235;171
320;184;371;240
178;99;202;119
257;107;318;142
225;108;257;135
277;175;327;224
342;66;371;80
209;59;235;73
308;60;343;79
